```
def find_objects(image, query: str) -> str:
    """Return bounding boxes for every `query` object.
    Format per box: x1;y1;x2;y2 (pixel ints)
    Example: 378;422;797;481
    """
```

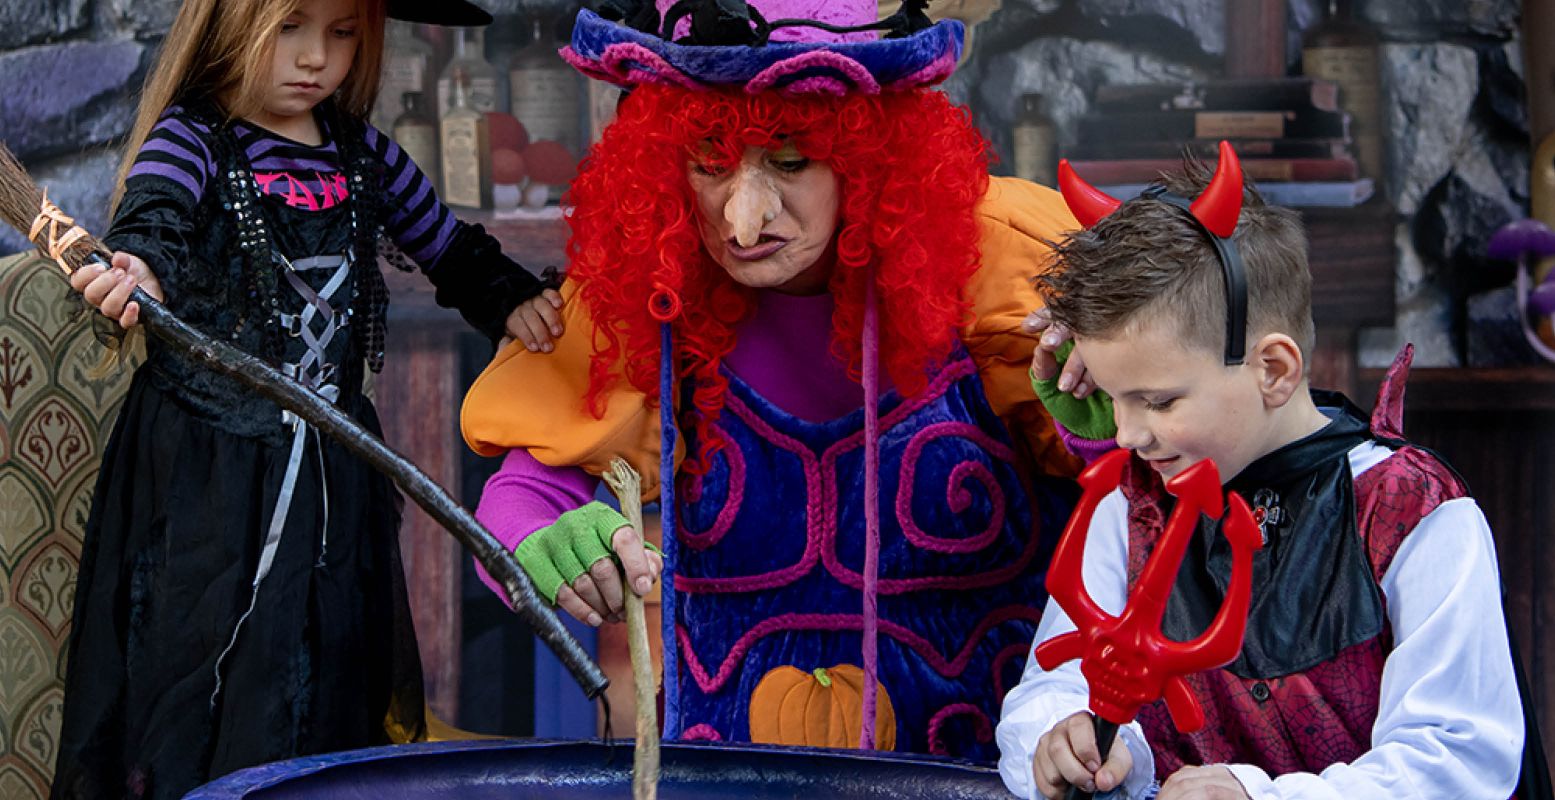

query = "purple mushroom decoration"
1488;218;1555;359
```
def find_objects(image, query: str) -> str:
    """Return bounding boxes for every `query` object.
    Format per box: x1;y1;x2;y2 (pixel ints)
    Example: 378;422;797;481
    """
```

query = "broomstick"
601;458;661;800
0;142;608;701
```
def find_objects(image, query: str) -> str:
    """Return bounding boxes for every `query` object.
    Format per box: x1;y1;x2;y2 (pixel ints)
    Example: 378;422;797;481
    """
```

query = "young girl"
53;0;561;796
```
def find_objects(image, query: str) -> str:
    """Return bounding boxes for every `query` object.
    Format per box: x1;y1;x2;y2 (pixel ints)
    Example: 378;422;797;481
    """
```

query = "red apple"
486;111;530;153
523;140;578;185
492;147;527;185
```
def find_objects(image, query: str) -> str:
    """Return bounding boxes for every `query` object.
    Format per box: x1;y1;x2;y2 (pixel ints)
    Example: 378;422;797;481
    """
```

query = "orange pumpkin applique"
748;664;896;750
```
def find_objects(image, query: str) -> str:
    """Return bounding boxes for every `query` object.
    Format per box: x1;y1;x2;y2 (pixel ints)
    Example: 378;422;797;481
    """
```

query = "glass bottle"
373;21;432;132
1011;93;1057;187
392;91;440;193
440;69;492;210
438;28;499;118
1302;0;1384;182
509;17;582;154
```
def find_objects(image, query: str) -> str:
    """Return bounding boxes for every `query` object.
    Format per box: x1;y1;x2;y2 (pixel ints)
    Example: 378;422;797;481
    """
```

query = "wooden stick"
0;141;610;700
602;458;661;800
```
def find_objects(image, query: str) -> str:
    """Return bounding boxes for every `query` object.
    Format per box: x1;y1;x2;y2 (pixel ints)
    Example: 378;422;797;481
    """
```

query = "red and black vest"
1120;349;1468;777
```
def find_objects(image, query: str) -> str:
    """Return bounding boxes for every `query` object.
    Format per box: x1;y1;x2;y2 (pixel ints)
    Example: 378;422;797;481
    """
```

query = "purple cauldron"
186;739;1013;799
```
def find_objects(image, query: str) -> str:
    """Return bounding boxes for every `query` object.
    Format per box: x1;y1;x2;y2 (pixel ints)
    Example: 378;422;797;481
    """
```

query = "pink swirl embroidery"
896;422;1012;554
676;435;747;551
991;642;1031;699
816;359;1041;592
744;51;881;96
672;388;823;593
926;703;993;756
680;723;723;741
676;605;1040;694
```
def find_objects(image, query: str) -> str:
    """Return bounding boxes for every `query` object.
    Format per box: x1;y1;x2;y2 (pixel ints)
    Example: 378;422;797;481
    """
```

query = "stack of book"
1064;78;1374;207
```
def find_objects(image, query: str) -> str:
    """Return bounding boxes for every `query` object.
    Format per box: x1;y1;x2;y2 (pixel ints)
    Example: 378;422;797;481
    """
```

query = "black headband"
1140;187;1248;365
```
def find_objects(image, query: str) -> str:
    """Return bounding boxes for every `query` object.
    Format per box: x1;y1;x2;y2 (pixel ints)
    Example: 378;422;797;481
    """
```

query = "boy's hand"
1032;711;1133;799
1157;765;1251;800
1024;307;1097;399
69;251;164;329
501;288;564;353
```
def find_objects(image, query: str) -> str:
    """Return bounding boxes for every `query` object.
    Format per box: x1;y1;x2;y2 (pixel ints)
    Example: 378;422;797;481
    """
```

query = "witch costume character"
51;0;557;797
460;0;1086;762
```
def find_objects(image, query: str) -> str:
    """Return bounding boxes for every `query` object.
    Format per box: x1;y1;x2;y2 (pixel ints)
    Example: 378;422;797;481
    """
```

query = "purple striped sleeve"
125;111;216;201
154;114;213;165
367;122;459;268
474;448;600;605
408;213;458;265
127;159;205;200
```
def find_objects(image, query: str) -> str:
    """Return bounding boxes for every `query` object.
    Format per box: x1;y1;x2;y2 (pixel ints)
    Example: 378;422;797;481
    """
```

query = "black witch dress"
50;100;544;800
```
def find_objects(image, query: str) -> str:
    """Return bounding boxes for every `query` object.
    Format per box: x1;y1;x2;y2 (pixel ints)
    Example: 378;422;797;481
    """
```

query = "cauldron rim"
187;738;1008;799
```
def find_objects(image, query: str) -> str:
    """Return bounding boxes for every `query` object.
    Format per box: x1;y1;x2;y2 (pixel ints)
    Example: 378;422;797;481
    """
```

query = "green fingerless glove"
1031;341;1118;441
514;501;661;604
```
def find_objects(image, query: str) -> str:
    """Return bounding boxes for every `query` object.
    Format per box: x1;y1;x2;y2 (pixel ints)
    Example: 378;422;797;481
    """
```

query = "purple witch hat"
561;0;964;96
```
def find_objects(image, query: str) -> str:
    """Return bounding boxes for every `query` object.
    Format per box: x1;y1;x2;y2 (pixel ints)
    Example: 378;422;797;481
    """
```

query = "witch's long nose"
725;163;781;248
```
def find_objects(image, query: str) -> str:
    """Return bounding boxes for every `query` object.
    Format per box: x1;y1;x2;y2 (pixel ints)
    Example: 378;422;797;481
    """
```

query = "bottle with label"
373;21;432;132
1011;93;1057;187
440;69;492;210
586;80;622;146
392;91;440;193
438;28;499;118
1302;0;1384;182
510;16;581;154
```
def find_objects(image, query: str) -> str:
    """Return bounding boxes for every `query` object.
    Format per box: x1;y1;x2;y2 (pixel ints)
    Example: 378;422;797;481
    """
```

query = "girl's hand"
1024;306;1097;399
1156;765;1251;800
68;251;165;329
501;288;564;353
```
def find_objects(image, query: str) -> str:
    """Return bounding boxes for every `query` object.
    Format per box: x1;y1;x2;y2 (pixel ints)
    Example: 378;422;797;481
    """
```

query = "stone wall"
954;0;1528;368
0;1;180;254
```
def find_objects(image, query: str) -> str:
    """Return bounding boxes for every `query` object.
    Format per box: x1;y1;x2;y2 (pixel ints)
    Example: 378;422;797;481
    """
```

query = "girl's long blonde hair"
110;0;386;214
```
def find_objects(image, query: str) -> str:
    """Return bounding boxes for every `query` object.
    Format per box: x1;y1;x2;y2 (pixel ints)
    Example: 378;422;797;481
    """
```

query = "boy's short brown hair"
1039;159;1315;360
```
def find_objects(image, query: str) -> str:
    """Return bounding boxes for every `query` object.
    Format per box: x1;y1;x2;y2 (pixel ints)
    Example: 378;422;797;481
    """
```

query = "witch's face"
688;141;840;295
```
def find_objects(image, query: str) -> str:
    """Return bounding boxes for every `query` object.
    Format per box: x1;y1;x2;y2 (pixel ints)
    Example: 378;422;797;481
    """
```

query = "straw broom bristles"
0;142;110;274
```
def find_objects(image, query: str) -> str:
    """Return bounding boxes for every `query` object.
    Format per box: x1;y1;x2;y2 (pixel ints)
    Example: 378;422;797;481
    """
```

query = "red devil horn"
1058;159;1123;229
1189;141;1244;238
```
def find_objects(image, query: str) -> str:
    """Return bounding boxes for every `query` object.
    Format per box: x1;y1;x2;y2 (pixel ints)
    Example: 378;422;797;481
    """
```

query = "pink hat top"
563;0;963;96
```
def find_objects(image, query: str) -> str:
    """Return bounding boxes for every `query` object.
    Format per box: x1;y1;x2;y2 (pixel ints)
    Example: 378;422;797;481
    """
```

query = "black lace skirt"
51;370;425;800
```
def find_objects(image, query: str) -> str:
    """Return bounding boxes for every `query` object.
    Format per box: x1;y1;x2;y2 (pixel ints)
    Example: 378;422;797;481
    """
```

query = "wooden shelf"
1303;203;1396;329
1358;365;1555;412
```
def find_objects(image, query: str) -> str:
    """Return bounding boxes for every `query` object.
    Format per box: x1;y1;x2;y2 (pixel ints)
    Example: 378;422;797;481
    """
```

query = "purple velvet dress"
478;291;1076;762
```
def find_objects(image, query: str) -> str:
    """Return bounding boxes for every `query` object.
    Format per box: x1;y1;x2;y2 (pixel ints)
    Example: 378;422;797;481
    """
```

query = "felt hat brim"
561;8;963;96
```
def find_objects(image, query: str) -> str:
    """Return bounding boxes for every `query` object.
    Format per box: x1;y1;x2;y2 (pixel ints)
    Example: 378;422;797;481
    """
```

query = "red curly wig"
565;83;991;461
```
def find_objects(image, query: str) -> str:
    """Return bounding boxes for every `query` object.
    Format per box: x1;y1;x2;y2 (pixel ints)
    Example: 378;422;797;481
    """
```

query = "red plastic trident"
1035;449;1263;733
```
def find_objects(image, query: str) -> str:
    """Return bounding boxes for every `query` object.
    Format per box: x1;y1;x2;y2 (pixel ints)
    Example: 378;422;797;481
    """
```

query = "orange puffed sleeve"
459;279;680;499
961;176;1084;478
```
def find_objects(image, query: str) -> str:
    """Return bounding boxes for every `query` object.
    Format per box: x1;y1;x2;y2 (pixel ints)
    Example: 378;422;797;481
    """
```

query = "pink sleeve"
473;448;601;602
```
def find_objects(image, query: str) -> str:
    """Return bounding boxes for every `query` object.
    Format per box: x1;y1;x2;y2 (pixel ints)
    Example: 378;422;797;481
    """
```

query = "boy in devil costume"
996;146;1540;799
